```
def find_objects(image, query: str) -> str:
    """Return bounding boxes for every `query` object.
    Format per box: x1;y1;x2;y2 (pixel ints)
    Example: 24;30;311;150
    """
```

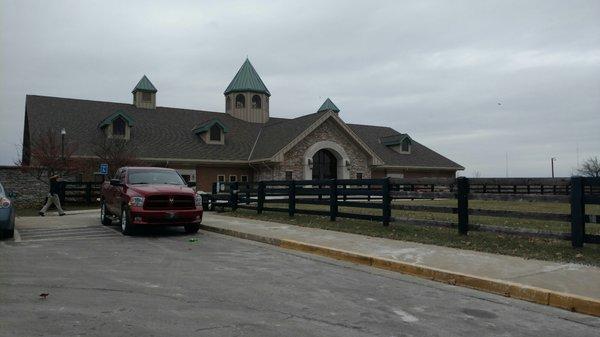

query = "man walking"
39;175;66;216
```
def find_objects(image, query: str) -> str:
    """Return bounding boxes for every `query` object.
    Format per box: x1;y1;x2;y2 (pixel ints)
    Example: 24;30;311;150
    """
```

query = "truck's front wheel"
120;207;134;235
184;224;200;234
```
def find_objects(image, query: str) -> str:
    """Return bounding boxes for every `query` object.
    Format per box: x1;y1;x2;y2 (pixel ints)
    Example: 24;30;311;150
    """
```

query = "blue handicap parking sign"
99;163;109;175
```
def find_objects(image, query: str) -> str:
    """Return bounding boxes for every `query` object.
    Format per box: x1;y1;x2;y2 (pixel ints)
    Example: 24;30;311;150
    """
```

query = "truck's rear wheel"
184;224;200;234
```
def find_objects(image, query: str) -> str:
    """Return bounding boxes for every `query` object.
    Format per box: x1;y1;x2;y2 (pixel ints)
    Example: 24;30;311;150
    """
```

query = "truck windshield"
127;170;185;185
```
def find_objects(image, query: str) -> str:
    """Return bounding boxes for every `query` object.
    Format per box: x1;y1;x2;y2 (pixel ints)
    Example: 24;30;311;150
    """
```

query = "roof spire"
224;59;271;96
317;98;340;113
132;75;157;93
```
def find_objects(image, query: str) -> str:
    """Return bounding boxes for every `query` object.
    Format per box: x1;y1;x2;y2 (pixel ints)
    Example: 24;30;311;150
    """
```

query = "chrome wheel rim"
121;210;126;232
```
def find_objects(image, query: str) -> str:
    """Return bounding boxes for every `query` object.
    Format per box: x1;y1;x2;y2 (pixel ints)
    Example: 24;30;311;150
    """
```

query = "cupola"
132;75;157;109
317;98;340;113
224;59;270;123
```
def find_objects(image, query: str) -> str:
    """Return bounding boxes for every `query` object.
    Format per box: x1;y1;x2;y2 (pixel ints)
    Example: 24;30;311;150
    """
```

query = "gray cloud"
1;0;599;177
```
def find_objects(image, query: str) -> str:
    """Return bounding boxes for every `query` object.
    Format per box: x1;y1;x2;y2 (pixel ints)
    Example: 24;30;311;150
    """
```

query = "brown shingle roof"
24;95;462;169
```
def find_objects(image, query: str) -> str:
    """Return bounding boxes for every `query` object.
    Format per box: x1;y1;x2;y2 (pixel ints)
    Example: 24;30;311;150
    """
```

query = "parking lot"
1;211;599;336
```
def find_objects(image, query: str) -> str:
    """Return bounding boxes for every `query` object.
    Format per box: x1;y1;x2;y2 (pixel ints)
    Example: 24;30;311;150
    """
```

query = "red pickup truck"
100;167;203;235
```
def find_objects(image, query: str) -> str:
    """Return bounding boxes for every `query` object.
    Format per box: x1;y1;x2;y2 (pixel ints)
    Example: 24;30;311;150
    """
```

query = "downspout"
247;127;263;181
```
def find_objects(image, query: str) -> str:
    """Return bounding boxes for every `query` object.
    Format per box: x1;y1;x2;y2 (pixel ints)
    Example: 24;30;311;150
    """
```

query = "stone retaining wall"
0;166;48;208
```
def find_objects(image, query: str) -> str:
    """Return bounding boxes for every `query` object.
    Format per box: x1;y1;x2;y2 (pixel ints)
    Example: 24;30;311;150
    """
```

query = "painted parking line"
17;225;122;242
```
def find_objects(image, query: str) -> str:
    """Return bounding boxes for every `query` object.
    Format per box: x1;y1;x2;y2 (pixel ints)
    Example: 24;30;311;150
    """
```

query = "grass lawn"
222;199;600;267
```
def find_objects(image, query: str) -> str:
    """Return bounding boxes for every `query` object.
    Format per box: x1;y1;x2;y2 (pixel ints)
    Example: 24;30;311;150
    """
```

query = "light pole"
60;128;66;161
551;157;557;178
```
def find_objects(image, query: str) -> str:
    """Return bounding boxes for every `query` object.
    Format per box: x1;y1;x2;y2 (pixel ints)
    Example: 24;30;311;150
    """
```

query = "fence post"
229;182;239;211
330;179;338;221
257;181;265;214
382;177;391;226
246;183;250;205
457;177;469;235
570;176;585;248
289;180;296;217
85;183;92;204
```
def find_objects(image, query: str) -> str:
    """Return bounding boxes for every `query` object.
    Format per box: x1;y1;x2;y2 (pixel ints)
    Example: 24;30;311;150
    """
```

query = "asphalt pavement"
1;212;599;336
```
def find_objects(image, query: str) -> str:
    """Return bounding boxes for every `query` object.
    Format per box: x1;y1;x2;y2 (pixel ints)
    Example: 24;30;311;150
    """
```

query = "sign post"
99;163;109;176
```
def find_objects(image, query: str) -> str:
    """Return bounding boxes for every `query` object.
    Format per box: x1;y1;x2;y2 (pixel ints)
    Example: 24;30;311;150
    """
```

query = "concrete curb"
199;223;600;317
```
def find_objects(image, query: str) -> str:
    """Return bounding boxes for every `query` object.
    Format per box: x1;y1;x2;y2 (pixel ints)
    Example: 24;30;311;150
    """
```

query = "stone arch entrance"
312;149;337;180
303;140;350;180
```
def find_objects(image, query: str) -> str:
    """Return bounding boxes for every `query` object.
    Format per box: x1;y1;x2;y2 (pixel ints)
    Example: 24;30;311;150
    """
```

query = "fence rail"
210;176;600;247
59;182;102;205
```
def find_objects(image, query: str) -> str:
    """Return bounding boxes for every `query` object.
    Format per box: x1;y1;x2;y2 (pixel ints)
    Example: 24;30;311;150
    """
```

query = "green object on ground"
189;238;198;243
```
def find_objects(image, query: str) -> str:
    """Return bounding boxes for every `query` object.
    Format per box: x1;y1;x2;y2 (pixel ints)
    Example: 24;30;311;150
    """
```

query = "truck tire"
1;228;14;239
184;224;200;234
120;207;134;236
100;201;112;226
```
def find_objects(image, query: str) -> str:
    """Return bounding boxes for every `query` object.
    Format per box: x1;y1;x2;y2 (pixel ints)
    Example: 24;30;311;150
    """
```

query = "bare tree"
471;170;482;178
577;156;600;177
90;138;141;176
15;128;80;182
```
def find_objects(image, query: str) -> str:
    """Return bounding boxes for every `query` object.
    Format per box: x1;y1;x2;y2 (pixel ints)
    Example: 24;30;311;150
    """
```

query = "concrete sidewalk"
201;212;600;316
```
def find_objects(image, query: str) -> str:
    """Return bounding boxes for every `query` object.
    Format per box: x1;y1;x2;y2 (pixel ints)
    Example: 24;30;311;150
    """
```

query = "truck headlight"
128;196;144;207
195;194;203;208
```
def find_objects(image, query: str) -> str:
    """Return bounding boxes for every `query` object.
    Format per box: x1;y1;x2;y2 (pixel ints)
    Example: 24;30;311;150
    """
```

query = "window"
209;124;221;142
217;175;225;182
251;95;261;109
241;175;248;182
285;171;293;180
112;117;126;136
235;94;245;108
401;138;411;152
226;97;231;110
229;175;237;182
356;172;363;179
142;92;152;102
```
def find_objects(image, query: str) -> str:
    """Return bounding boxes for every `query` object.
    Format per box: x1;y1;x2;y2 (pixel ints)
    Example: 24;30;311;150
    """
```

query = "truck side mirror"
187;181;196;188
110;179;122;187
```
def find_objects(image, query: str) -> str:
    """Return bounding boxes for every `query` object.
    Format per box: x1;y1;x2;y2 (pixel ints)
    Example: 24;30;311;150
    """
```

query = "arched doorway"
312;149;337;180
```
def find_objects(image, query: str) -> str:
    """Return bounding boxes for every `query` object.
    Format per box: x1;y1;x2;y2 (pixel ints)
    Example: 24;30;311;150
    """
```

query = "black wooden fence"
59;182;102;205
211;177;600;248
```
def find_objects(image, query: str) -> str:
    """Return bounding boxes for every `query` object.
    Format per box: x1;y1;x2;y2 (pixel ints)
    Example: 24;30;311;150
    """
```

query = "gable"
271;112;383;165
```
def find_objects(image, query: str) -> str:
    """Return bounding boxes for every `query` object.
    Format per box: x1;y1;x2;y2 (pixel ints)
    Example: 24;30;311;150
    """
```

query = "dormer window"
210;124;222;142
380;134;412;154
112;117;126;136
401;138;411;153
98;110;134;140
192;118;228;145
252;95;261;109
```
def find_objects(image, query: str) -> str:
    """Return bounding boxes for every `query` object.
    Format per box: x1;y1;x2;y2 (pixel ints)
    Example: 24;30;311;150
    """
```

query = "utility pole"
551;157;556;178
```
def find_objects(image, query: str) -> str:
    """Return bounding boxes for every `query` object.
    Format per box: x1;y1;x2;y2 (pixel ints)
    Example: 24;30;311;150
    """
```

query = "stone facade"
254;118;372;181
0;166;48;208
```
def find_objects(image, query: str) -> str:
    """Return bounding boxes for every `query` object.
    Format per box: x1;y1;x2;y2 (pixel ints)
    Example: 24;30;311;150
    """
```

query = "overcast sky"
1;0;599;177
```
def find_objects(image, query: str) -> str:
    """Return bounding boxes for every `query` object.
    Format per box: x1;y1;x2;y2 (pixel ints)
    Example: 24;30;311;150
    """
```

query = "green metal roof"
192;118;229;134
380;134;411;146
224;59;271;96
317;98;340;113
132;75;157;93
98;110;135;128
